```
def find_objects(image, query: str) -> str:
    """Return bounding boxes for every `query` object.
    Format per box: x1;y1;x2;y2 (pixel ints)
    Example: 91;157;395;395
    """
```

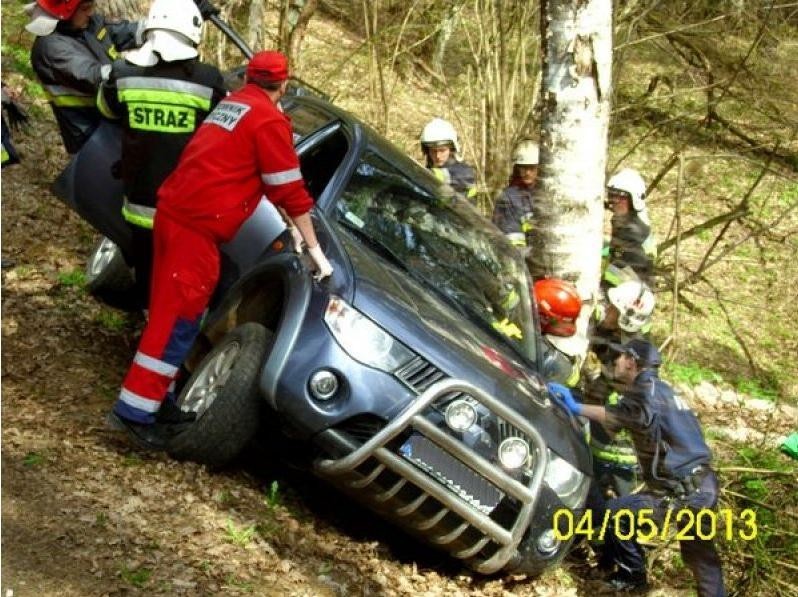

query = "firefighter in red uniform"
108;50;333;448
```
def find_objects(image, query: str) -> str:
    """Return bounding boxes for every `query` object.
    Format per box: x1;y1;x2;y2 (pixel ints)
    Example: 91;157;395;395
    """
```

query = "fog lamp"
309;370;339;401
445;399;477;432
498;437;529;470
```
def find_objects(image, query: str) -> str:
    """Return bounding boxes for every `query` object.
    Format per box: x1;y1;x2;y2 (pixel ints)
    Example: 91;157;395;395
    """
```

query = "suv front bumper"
314;378;551;574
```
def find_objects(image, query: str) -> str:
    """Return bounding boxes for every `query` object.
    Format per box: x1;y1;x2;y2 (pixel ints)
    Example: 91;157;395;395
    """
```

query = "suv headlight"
325;296;414;372
544;450;588;509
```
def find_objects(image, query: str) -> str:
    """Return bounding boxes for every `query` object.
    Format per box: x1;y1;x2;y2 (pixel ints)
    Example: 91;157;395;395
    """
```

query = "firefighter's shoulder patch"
205;101;251;131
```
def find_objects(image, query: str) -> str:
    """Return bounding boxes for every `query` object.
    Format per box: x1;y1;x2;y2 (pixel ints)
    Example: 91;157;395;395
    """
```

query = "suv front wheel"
168;323;272;468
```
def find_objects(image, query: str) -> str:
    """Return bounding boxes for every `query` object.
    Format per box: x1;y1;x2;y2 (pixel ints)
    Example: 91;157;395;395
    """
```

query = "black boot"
106;412;192;451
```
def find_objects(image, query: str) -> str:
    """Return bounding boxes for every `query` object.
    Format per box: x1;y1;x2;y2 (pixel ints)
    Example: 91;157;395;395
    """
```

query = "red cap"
246;51;289;83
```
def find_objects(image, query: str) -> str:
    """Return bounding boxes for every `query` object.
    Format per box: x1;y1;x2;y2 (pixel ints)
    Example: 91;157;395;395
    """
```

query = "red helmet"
35;0;82;20
534;279;582;337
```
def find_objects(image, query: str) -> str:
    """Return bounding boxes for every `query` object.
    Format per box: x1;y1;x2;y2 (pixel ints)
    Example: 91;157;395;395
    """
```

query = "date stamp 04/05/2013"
552;508;758;542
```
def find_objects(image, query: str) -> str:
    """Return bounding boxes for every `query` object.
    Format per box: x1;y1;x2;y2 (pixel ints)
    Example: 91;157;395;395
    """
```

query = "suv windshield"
335;150;537;362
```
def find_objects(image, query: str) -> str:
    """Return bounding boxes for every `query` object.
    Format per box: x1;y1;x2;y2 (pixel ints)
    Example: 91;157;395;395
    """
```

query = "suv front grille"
395;356;446;393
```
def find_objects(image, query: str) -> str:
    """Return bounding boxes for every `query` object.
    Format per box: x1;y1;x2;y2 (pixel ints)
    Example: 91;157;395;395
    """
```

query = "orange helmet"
534;279;582;337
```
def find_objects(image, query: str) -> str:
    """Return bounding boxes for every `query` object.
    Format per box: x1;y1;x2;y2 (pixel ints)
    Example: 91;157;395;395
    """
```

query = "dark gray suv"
58;90;591;577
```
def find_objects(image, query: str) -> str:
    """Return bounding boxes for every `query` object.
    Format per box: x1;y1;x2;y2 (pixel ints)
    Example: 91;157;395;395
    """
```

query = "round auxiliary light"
537;528;560;555
444;399;477;432
498;437;530;470
309;370;339;401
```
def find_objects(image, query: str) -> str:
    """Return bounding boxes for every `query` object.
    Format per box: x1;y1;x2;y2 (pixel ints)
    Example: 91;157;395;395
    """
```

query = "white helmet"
420;118;460;154
607;280;655;333
607;168;647;213
127;0;202;66
512;140;539;166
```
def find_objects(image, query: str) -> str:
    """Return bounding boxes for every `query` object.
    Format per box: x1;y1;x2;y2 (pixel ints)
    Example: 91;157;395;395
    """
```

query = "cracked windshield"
335;150;536;361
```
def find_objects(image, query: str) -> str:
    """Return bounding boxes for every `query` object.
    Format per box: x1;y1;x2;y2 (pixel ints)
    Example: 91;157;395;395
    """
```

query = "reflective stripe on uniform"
133;351;178;377
261;167;302;186
1;147;9;164
96;86;117;119
118;387;161;413
118;77;215;107
43;84;95;107
506;232;527;247
122;198;155;229
591;446;638;464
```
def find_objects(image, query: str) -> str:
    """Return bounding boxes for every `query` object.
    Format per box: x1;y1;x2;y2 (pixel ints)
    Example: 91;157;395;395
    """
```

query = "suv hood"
342;235;589;470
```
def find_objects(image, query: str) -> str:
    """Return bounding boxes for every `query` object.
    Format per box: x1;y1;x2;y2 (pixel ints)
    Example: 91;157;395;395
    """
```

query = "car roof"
285;91;441;197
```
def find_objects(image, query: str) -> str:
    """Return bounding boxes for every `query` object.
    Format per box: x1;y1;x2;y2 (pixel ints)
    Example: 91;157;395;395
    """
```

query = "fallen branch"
722;489;798;520
718;467;796;476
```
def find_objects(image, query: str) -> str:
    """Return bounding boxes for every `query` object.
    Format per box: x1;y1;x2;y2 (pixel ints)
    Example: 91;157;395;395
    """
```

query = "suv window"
335;150;536;362
284;101;335;142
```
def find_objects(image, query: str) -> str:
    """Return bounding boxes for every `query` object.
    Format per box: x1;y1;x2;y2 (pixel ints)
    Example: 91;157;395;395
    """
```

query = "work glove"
194;0;220;20
287;226;304;254
547;382;583;416
307;245;333;281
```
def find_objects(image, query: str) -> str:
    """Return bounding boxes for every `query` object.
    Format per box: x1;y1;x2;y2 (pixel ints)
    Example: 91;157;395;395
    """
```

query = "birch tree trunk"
98;0;144;20
531;0;612;358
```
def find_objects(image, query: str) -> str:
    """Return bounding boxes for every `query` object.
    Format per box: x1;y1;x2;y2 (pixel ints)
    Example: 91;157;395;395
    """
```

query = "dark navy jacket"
606;369;712;483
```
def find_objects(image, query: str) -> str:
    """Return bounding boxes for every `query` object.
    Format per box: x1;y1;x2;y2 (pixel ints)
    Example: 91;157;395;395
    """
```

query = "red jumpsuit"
113;83;313;424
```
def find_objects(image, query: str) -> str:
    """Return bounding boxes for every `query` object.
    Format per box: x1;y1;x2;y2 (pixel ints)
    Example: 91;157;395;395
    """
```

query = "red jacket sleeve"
255;116;314;217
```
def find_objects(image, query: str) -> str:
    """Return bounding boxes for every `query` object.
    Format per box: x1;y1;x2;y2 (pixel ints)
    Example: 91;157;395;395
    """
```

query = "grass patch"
120;565;152;588
95;310;128;333
57;269;86;288
263;480;281;509
22;451;44;467
224;519;256;547
662;361;723;386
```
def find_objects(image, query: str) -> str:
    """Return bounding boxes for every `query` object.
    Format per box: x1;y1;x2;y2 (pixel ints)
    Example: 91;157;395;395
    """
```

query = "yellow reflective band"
96;27;107;41
107;45;119;60
607;391;619;406
96;87;118;119
1;147;9;163
521;220;534;233
118;88;211;110
47;94;95;107
122;201;155;229
466;187;476;198
603;269;621;286
565;364;580;387
492;318;523;340
126;102;196;133
591;446;639;465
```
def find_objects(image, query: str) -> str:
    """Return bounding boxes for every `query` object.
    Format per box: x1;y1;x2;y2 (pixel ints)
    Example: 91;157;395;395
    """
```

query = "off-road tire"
85;236;137;311
168;323;271;468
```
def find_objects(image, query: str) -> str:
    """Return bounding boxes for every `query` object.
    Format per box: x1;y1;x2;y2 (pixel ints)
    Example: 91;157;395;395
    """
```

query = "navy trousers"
602;471;725;597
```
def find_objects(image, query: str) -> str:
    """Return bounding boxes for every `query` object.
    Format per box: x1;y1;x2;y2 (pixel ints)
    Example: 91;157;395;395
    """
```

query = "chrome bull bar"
316;378;549;574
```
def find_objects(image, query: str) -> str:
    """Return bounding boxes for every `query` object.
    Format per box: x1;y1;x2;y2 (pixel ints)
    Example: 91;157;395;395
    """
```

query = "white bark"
532;0;613;358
